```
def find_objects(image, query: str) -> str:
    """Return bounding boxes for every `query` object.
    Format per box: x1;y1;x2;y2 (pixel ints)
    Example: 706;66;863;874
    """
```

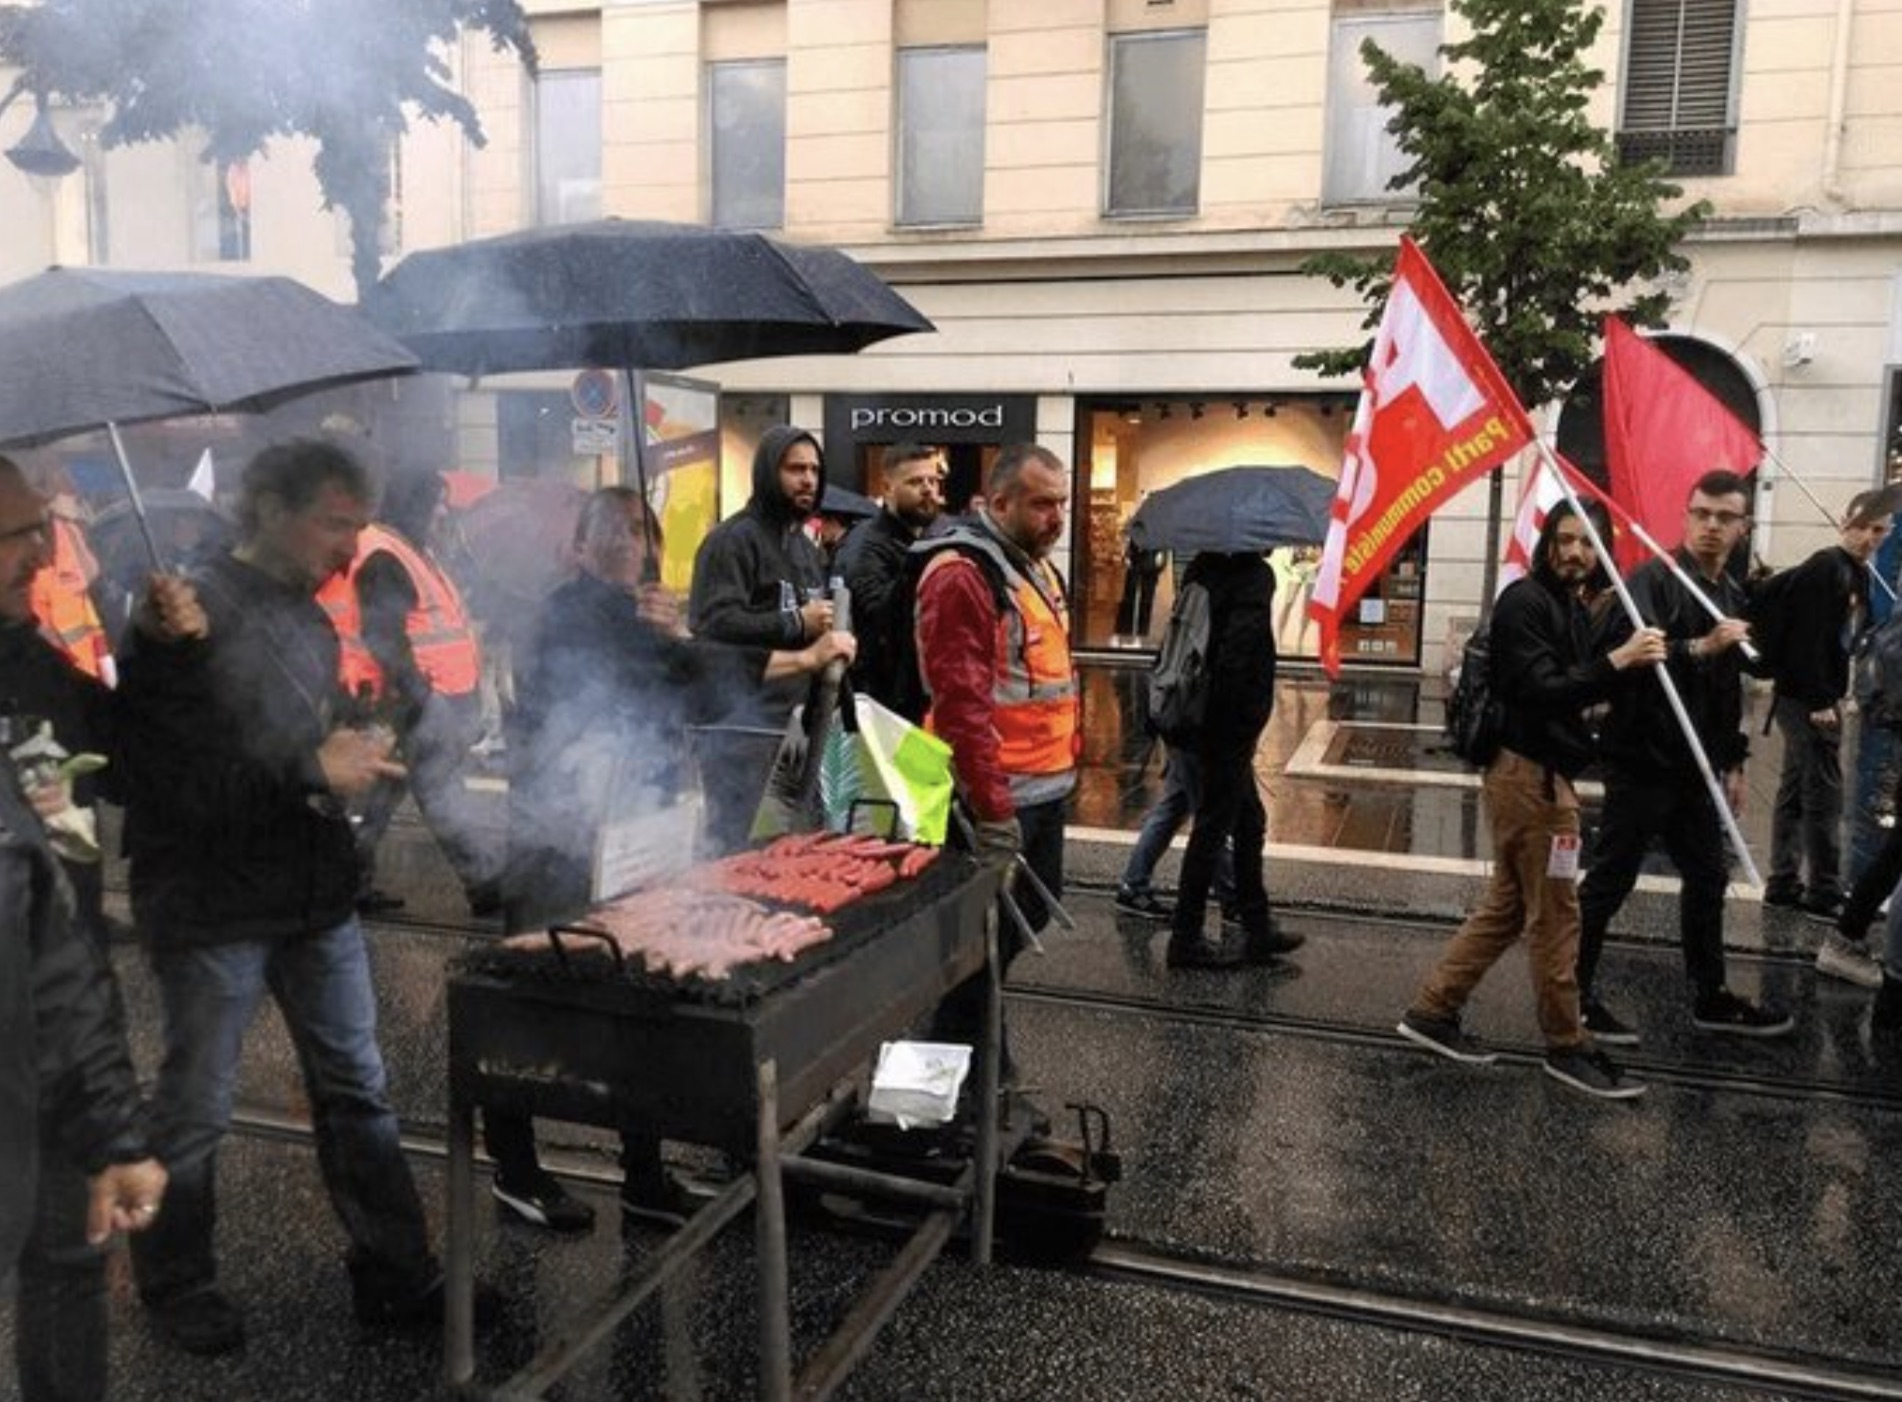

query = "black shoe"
1220;906;1242;928
1113;888;1173;920
1165;933;1242;969
1543;1046;1646;1100
1761;884;1805;910
356;889;406;916
1873;974;1902;1032
492;1172;596;1233
354;1273;503;1333
1395;1010;1497;1065
1799;893;1845;924
1581;997;1640;1046
1242;921;1305;963
620;1169;694;1231
1692;988;1795;1037
146;1287;246;1356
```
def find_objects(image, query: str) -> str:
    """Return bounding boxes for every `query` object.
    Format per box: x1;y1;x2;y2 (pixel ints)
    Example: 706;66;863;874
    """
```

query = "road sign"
571;368;619;419
572;416;620;456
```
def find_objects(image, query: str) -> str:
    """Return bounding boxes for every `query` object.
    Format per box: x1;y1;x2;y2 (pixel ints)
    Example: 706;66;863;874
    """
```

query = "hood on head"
750;425;825;525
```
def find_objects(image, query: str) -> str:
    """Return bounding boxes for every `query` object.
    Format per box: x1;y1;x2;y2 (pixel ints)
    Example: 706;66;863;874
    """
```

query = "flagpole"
1538;441;1764;890
1553;455;1765;665
1759;444;1900;605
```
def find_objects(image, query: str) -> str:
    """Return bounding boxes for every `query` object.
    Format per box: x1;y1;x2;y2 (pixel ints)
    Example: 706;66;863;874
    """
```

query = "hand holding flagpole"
1540;441;1764;889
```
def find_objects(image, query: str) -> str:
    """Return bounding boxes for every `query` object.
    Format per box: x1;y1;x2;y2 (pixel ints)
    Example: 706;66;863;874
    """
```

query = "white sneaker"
1815;933;1884;990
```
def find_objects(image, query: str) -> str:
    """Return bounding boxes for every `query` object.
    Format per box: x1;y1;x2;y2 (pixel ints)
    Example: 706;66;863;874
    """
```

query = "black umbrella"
368;218;932;575
0;267;418;568
366;218;934;377
1126;465;1337;555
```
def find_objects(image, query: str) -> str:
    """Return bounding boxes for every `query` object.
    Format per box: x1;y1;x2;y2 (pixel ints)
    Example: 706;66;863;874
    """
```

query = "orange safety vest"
30;517;113;684
316;524;480;700
919;531;1080;781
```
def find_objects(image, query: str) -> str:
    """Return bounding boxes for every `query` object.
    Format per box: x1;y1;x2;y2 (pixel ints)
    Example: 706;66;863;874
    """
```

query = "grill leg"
756;1059;792;1402
445;1088;476;1387
973;906;1000;1266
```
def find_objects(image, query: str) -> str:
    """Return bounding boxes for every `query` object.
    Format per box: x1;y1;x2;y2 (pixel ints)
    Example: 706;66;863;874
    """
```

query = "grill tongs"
537;922;626;979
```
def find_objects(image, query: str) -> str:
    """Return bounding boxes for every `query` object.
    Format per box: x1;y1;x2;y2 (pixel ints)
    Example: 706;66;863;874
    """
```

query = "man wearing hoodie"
689;427;834;850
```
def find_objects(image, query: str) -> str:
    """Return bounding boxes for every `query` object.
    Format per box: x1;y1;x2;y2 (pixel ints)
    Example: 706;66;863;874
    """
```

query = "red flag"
1601;317;1761;570
1310;237;1535;674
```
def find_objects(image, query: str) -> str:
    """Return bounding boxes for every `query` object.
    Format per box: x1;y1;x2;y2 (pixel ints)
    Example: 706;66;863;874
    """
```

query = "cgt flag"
1310;237;1535;673
1602;316;1761;571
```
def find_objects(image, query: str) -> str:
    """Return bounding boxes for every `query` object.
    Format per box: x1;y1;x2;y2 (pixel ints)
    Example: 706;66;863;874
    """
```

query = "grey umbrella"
0;266;417;567
1126;464;1337;555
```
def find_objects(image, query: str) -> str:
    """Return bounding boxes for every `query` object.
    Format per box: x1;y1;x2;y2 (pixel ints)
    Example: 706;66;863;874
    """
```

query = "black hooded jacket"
1490;511;1620;779
1181;553;1277;762
687;425;829;722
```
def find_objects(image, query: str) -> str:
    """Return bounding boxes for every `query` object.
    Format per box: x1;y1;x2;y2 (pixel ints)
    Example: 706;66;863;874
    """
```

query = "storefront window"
1072;396;1422;666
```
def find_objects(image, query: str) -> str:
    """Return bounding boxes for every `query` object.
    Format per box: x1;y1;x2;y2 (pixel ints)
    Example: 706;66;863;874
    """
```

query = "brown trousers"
1413;749;1588;1050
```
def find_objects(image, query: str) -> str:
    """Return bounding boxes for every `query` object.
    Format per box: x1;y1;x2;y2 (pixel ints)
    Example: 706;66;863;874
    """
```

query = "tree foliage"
0;0;535;299
1295;0;1708;413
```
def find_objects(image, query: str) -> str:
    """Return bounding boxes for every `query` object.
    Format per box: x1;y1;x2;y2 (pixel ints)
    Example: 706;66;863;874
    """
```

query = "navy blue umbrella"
1126;464;1336;554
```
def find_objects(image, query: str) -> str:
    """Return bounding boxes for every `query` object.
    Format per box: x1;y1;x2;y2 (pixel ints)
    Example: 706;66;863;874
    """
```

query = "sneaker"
1692;988;1795;1037
1242;922;1306;963
146;1287;246;1356
1799;893;1845;924
1113;888;1172;920
1816;933;1884;990
1543;1046;1646;1100
1760;883;1805;910
620;1170;695;1231
1581;997;1640;1046
1395;1010;1497;1065
493;1172;597;1233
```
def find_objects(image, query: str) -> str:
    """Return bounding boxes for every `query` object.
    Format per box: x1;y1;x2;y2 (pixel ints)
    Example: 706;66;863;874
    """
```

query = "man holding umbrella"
117;439;483;1353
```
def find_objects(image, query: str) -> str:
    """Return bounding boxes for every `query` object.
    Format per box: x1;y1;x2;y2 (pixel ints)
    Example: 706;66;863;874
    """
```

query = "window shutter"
1618;0;1739;176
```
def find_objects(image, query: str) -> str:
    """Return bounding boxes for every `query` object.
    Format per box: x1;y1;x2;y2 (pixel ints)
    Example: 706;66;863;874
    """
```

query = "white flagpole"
1538;440;1764;889
1761;444;1898;604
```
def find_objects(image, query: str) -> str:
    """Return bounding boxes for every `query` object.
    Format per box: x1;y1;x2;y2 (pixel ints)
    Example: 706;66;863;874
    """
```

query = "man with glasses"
1577;471;1793;1040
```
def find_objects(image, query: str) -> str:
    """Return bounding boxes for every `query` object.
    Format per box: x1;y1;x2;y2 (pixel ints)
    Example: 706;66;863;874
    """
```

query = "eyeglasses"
1686;508;1749;527
0;516;50;546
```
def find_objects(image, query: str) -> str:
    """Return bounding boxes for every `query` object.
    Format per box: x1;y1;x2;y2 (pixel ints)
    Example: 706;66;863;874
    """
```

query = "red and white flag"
1498;455;1571;592
1602;316;1761;570
1310;237;1535;674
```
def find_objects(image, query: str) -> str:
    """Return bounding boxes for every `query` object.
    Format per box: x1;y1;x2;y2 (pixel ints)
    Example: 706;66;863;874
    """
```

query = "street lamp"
6;94;81;180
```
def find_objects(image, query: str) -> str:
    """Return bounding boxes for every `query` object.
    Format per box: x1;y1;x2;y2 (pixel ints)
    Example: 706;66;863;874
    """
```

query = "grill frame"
443;861;1003;1399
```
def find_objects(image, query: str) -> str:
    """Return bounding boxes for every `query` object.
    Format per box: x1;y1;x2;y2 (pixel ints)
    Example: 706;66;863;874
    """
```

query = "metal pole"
444;1088;476;1387
756;1059;793;1402
621;366;660;583
106;421;167;574
1541;443;1763;888
972;907;1001;1267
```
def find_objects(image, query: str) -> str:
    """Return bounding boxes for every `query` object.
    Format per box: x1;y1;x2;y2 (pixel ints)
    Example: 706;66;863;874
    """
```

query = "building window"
1617;0;1740;176
709;59;786;230
1323;10;1441;205
1104;29;1207;218
535;68;602;225
896;46;986;227
190;158;251;263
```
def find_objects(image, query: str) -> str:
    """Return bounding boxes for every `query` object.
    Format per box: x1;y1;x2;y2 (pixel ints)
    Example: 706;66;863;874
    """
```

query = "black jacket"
837;508;926;721
687;426;828;724
1;772;145;1278
1182;553;1277;763
118;553;359;946
508;571;766;922
0;619;119;807
1596;551;1750;775
1491;571;1619;779
1749;545;1862;708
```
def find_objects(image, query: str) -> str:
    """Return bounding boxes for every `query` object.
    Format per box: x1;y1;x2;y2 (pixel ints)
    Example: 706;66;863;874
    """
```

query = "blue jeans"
1118;749;1234;904
130;918;434;1306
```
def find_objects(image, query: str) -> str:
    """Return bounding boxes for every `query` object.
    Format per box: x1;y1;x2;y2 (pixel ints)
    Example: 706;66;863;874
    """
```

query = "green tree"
1297;0;1708;598
0;0;535;300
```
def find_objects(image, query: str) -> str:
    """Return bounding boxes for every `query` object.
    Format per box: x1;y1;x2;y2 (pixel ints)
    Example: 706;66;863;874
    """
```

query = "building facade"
3;0;1899;670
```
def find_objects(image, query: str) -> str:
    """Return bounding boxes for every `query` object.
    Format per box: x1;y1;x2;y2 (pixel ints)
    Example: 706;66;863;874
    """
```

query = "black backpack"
1445;622;1504;766
1857;609;1902;731
1145;580;1213;742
